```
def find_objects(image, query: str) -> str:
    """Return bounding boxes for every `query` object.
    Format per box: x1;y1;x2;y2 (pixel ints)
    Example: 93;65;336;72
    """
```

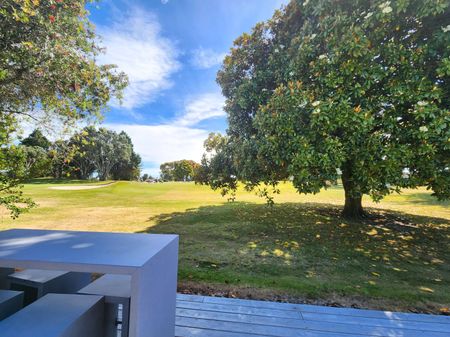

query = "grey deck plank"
177;293;205;303
296;304;450;325
177;307;307;329
175;295;450;337
197;295;450;325
177;316;362;337
176;308;448;337
203;296;302;311
301;312;450;333
177;299;449;331
177;316;306;337
177;300;301;319
176;325;267;337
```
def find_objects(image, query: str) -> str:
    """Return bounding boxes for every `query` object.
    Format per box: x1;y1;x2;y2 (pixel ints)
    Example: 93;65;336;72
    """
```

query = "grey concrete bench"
78;274;131;337
0;268;14;289
0;290;23;320
8;269;91;305
0;293;104;337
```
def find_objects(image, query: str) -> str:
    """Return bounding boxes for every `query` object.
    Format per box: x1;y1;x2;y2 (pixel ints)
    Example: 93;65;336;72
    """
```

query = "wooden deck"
175;294;450;337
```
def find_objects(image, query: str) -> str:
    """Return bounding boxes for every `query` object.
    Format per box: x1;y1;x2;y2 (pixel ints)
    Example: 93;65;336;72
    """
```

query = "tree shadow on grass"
138;202;450;310
141;201;449;237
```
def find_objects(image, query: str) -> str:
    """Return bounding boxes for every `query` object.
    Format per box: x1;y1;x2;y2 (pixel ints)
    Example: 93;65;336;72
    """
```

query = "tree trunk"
343;193;364;218
341;165;365;218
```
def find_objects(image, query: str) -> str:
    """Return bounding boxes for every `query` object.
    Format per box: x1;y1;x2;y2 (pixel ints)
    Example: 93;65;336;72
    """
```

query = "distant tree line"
159;160;200;182
16;127;141;181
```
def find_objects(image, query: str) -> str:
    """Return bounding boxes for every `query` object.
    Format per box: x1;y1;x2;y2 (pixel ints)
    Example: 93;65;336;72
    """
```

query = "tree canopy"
70;127;139;181
1;0;127;217
18;145;50;178
109;132;142;181
160;160;200;182
199;0;450;217
14;127;141;181
20;129;51;149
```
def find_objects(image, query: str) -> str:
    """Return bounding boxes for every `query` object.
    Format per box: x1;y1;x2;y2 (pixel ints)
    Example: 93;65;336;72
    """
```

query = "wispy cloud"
191;47;226;69
175;92;225;126
97;8;180;109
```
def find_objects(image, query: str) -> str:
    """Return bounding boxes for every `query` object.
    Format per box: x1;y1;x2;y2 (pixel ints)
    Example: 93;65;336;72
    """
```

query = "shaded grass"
145;202;449;311
1;179;449;311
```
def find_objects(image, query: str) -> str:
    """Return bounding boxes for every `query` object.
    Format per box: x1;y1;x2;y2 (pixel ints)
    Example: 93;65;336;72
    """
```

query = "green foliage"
160;159;200;182
0;113;35;217
48;139;76;179
0;144;35;218
68;133;95;179
11;127;141;182
0;0;127;120
110;133;142;181
195;133;238;199
71;127;134;181
208;0;450;217
0;0;128;217
20;129;51;150
18;145;51;178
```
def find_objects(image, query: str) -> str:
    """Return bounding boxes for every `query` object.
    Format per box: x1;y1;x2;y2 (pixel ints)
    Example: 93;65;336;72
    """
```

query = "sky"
87;0;288;177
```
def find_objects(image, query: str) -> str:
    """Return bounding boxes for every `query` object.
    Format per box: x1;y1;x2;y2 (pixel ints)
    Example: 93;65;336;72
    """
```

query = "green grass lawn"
1;179;449;313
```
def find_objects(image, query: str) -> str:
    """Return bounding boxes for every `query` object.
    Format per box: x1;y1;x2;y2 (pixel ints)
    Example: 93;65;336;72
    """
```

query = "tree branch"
3;109;40;122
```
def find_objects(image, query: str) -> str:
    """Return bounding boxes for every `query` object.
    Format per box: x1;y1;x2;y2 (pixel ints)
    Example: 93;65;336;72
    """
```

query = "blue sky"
87;0;287;177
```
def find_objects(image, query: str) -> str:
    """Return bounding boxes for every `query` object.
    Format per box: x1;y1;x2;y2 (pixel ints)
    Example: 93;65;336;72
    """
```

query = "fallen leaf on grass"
367;229;378;236
273;249;284;257
431;258;444;264
419;286;434;293
247;242;257;249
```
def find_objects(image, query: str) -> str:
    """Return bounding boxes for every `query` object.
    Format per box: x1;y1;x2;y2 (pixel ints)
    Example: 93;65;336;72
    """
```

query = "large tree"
68;131;96;179
18;145;51;178
78;127;132;181
110;132;142;181
48;139;75;179
160;160;200;182
201;0;450;217
1;1;127;216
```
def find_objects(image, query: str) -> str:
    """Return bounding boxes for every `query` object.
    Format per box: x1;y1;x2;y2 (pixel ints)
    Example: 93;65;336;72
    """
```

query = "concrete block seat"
0;290;23;320
0;267;15;289
8;269;91;305
0;293;104;337
78;274;131;337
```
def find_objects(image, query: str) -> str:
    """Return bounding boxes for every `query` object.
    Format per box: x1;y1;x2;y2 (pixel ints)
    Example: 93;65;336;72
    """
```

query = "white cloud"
175;92;226;126
104;123;209;164
97;8;180;109
161;0;169;4
191;47;227;69
104;91;225;172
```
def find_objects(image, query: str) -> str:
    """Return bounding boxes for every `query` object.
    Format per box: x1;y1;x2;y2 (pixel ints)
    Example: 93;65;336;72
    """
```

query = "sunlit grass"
1;179;448;311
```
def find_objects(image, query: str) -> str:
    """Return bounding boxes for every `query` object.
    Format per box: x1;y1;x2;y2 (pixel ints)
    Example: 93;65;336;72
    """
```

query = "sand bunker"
49;182;115;191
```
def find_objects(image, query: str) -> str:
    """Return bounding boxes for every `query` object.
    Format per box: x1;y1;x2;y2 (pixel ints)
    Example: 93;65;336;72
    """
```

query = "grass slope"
1;179;449;312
